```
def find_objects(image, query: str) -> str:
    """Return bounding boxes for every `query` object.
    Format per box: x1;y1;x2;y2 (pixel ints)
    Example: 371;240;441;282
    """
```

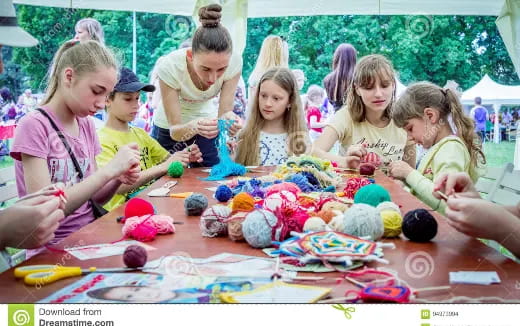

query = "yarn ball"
312;209;336;224
122;214;175;242
328;214;345;232
215;185;233;202
167;161;184;177
200;205;232;237
354;184;391;207
377;201;401;215
123;245;148;268
184;193;209;216
231;192;255;212
364;152;382;167
380;210;403;238
227;212;247;242
286;174;317;193
321;201;349;213
242;209;278;248
359;163;376;176
342;203;384;240
298;195;318;210
265;182;301;197
263;190;298;212
303;217;327;232
124;198;155;219
402;209;438;242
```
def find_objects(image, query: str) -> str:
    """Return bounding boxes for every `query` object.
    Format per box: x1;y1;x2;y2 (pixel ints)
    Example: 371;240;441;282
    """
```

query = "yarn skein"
122;214;175;242
342;203;384;240
184;193;209;216
354;184;391;207
200;205;232;237
215;184;233;202
402;209;438;242
123;245;148;268
167;161;184;177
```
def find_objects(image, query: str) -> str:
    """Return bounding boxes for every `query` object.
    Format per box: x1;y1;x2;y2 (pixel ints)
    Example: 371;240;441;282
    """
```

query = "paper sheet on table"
65;240;156;260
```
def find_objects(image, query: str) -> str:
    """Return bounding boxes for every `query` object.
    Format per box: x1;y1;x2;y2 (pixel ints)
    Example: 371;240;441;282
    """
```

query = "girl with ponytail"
389;81;486;214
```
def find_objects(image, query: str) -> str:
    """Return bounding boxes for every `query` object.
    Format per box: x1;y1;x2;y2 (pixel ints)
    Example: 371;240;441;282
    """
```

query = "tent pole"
132;11;137;74
493;103;501;144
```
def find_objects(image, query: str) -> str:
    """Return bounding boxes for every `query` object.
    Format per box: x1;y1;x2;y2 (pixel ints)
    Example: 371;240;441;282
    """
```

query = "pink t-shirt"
306;106;323;133
10;108;101;254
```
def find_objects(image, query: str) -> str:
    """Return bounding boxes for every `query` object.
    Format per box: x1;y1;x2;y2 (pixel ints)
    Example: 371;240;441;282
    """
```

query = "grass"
482;140;516;167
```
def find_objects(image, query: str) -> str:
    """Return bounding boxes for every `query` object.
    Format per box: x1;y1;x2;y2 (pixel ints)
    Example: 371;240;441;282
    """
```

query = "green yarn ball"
167;161;184;178
354;183;391;207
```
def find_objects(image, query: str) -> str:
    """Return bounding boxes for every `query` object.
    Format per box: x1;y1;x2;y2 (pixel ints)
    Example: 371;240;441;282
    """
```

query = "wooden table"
1;168;519;303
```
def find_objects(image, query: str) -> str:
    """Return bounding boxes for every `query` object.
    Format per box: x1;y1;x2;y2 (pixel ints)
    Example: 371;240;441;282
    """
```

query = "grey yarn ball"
342;203;384;240
242;209;278;248
184;193;209;216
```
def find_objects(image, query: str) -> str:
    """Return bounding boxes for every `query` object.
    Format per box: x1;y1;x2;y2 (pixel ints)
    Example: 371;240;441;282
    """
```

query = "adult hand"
186;144;203;163
196;118;219;139
220;111;242;136
433;172;480;199
0;195;65;249
388;160;414;180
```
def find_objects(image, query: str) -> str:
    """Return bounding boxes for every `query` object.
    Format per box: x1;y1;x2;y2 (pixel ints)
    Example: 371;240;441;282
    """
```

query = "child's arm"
22;145;140;215
160;80;218;141
312;126;360;168
403;141;416;168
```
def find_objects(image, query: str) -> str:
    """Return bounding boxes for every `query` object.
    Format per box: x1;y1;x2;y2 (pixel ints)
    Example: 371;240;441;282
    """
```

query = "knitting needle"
435;190;449;201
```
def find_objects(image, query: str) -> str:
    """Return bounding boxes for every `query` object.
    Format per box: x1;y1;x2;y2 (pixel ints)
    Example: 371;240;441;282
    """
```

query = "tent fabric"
13;0;505;17
496;0;520;79
460;74;520;105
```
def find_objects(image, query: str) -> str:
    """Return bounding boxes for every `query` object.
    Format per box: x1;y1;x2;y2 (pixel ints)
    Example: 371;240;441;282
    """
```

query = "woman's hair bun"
198;4;222;28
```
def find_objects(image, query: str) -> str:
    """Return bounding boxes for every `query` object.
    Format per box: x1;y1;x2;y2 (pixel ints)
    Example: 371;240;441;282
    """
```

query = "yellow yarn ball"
381;210;403;238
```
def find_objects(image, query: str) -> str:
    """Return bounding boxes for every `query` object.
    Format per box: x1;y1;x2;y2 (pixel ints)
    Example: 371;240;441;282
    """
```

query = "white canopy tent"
461;74;520;144
13;0;505;17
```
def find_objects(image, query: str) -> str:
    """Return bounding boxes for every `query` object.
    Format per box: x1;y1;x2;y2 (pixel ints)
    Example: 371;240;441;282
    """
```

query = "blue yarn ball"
323;185;336;193
215;185;233;202
301;171;321;188
354;184;391;207
184;193;209;216
287;174;316;193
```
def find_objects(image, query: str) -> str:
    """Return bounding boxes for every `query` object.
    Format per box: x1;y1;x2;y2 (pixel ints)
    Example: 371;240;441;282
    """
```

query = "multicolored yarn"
286;173;318;192
204;119;247;181
200;205;232;237
263;190;298;212
343;177;372;199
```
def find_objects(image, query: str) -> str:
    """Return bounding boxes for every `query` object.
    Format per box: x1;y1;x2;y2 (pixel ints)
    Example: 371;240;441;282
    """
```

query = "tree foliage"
4;6;518;97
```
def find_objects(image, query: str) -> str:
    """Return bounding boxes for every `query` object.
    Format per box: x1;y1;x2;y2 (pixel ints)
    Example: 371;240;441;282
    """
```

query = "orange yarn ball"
298;196;317;209
232;192;255;212
313;209;336;224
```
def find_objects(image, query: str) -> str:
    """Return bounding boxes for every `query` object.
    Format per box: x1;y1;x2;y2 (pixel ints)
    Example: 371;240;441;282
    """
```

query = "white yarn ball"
376;201;401;215
242;209;278;248
303;217;327;232
342;203;384;240
263;190;298;212
199;205;231;237
328;214;345;232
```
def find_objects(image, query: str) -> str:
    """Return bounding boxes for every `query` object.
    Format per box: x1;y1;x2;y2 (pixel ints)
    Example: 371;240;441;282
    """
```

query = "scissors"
14;265;143;286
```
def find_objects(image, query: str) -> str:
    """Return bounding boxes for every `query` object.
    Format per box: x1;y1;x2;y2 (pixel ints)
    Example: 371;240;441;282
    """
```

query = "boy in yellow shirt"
97;68;202;210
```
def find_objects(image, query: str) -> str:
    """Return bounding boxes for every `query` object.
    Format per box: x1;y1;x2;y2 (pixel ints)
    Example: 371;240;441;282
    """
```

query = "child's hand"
433;172;480;199
1;195;65;249
346;144;367;161
220;111;242;136
444;197;518;240
186;144;203;163
169;151;189;167
388;160;413;180
196;118;219;139
118;164;140;185
106;143;141;179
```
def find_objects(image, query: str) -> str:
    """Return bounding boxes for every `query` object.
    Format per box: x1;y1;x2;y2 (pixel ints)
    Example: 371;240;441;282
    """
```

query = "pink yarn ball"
263;190;298;212
265;182;301;197
122;214;175;242
363;152;382;167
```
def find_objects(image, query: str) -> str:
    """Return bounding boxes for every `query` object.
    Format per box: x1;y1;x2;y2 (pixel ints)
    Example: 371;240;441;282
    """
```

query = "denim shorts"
151;125;219;167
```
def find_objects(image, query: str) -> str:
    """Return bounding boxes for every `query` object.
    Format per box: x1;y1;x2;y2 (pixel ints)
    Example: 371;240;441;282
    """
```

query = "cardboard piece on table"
147;181;178;197
170;192;193;198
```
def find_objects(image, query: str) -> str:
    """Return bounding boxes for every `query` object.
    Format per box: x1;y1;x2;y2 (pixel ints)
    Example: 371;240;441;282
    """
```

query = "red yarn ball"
364;152;382;167
123;245;148;268
124;198;155;219
360;163;376;176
